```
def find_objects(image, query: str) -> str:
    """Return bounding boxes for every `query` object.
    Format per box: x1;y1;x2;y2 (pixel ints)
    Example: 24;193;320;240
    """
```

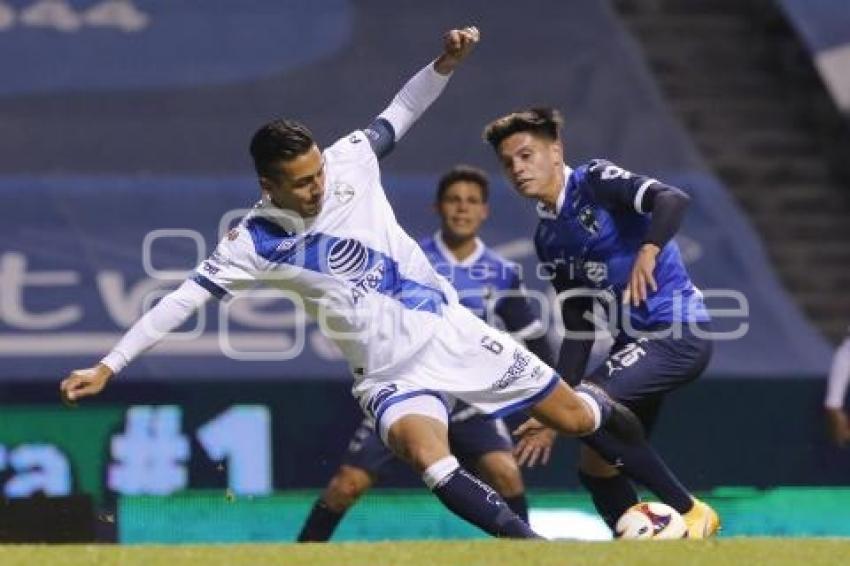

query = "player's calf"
386;408;540;539
324;465;374;512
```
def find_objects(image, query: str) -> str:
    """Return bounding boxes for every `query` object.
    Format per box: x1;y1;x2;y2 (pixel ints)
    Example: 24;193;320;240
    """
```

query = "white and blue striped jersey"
193;130;459;379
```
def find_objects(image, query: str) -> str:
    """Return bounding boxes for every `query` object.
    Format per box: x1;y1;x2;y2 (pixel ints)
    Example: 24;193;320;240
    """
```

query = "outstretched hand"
513;417;558;468
434;26;480;75
60;363;113;405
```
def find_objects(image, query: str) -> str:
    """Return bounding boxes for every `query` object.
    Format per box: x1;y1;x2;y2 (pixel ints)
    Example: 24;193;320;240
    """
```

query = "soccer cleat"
682;498;721;539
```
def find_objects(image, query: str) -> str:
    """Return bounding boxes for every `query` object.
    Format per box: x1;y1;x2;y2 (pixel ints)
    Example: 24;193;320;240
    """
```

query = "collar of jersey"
434;230;486;267
536;164;573;220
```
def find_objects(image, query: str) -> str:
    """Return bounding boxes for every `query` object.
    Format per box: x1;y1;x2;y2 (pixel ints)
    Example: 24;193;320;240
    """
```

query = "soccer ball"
614;502;688;539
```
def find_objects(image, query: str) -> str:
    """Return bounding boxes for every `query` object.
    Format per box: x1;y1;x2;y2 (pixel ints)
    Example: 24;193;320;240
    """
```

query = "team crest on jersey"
578;205;600;235
226;228;240;241
333;182;356;204
583;261;608;285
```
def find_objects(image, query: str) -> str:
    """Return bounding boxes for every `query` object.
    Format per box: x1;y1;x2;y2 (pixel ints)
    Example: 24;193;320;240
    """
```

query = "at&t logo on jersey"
325;238;389;305
327;238;369;280
351;262;387;304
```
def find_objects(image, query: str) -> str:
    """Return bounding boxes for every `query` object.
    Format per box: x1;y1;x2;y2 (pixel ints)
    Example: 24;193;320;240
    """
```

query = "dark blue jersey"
534;160;709;330
419;233;541;337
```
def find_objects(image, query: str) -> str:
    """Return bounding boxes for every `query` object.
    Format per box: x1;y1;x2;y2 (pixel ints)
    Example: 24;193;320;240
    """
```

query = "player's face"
437;181;488;241
496;132;563;200
262;145;326;217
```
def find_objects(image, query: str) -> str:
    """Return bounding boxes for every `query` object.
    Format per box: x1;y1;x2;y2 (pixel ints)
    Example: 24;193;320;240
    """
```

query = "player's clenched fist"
60;363;113;404
434;26;480;75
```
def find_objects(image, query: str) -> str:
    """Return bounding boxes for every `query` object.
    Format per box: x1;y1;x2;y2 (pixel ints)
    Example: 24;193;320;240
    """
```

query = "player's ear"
258;177;273;195
481;202;490;220
550;139;564;166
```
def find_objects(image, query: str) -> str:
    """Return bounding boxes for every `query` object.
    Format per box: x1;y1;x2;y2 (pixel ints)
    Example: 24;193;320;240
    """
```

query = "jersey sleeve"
191;225;260;300
363;118;396;159
583;159;658;214
324;130;382;189
100;279;213;374
494;266;543;339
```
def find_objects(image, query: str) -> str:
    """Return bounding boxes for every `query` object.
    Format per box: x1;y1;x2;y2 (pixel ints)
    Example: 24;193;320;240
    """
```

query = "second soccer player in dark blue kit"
484;107;720;538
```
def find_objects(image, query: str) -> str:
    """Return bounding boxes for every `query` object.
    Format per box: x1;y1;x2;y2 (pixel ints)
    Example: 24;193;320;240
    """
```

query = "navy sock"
575;383;644;444
432;467;540;538
578;471;639;530
581;429;693;514
504;494;529;523
296;499;346;542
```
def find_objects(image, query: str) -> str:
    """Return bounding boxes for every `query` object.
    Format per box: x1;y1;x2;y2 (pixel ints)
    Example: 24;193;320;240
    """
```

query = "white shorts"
353;302;559;438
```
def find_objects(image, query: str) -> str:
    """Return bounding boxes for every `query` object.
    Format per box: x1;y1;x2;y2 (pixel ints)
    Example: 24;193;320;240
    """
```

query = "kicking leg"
382;395;540;539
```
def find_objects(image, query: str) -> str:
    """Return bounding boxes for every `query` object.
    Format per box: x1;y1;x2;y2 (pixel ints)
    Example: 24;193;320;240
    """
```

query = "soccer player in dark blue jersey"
297;166;555;542
483;107;720;538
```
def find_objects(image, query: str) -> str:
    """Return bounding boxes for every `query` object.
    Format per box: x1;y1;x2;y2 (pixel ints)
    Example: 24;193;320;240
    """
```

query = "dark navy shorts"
587;323;712;433
342;412;514;476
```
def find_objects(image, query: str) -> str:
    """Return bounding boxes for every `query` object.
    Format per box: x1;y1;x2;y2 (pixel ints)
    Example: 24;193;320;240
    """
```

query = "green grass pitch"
1;539;848;566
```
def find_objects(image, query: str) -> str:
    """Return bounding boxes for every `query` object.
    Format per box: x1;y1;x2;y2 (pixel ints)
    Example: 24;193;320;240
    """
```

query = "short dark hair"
482;107;563;150
436;165;489;203
249;119;315;178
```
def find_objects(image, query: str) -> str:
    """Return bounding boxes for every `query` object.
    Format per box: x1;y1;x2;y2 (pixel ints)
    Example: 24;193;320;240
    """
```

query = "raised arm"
60;280;213;402
366;26;480;159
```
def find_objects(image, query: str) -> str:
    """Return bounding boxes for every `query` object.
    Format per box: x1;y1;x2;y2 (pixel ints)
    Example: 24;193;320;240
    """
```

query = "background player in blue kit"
483;107;720;538
298;166;555;541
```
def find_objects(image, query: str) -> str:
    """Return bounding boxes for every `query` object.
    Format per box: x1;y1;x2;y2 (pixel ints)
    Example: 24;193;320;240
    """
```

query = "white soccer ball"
614;502;688;539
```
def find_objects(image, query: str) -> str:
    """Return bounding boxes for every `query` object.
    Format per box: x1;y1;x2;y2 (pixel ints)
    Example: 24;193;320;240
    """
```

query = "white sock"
422;456;460;490
575;391;602;432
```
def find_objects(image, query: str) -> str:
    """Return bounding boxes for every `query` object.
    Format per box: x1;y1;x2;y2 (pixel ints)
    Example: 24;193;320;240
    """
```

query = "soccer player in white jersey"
60;27;641;539
297;166;554;541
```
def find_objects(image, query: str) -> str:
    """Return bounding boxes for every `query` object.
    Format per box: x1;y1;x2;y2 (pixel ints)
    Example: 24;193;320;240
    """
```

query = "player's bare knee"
544;404;595;437
401;442;447;473
531;382;597;436
386;415;450;473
